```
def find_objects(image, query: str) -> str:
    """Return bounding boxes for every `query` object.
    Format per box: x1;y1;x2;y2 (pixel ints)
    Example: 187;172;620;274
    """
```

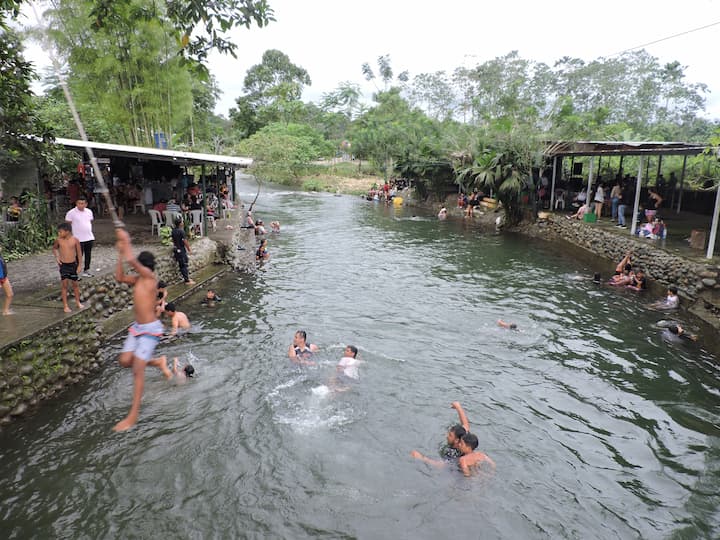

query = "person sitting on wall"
567;202;591;220
6;197;22;221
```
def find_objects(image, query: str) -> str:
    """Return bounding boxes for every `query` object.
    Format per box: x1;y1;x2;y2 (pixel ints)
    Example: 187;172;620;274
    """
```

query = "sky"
21;0;720;120
205;0;720;119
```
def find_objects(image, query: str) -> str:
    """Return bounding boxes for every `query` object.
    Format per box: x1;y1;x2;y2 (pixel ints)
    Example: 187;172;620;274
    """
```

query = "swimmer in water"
329;345;360;392
437;207;448;220
411;432;495;477
411;401;470;462
288;330;319;366
171;357;195;382
164;302;191;336
650;286;679;311
201;288;222;307
667;324;698;342
497;319;518;330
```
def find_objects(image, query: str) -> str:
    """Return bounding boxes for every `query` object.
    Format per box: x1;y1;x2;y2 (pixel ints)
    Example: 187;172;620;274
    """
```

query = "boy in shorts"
113;228;170;432
52;223;84;313
0;248;13;315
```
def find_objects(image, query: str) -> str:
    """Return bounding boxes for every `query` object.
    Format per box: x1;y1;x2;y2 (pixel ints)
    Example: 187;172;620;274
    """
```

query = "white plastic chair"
554;191;566;210
164;210;181;228
189;209;204;236
148;209;163;236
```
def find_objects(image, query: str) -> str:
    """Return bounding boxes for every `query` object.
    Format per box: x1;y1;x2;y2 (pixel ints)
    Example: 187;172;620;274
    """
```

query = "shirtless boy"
52;223;84;313
164;302;191;336
411;401;470;462
113;228;170;432
457;433;496;477
288;330;319;366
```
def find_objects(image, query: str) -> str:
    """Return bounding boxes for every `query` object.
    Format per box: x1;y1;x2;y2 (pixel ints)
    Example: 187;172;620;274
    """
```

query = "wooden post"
677;155;687;214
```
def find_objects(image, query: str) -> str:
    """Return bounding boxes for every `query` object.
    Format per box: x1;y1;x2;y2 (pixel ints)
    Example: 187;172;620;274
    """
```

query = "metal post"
677;155;687;214
706;180;720;259
587;158;594;200
550;156;558;211
201;163;207;237
630;157;644;236
655;155;663;185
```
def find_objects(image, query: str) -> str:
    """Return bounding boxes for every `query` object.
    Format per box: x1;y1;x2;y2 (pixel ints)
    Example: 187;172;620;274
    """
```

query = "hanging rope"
30;2;124;229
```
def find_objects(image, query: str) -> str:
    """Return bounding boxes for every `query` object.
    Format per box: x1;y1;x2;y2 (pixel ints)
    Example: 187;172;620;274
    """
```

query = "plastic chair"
554;191;565;210
164;210;181;228
148;209;163;236
189;209;204;236
133;201;145;214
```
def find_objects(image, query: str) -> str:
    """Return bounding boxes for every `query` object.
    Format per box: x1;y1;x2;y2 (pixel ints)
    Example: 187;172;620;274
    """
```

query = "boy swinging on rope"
113;228;171;432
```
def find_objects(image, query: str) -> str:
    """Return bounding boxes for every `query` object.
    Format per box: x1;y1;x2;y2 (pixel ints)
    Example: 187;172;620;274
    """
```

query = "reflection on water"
1;184;719;539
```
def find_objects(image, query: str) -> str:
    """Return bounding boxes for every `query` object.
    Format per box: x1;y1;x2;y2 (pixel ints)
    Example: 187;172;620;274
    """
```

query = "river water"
2;183;719;539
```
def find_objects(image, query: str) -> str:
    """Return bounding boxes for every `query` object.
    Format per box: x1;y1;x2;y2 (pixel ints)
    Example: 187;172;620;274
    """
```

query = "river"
1;183;719;539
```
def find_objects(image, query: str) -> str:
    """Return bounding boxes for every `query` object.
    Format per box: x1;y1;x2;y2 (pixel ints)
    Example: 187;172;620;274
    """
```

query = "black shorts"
59;262;78;281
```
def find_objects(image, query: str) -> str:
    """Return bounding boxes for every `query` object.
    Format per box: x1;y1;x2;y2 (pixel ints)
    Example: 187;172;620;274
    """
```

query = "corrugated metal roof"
544;140;708;157
54;137;253;167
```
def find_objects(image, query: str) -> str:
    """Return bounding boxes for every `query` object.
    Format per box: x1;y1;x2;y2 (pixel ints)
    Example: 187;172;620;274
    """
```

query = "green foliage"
159;226;172;246
0;192;55;260
237;122;330;184
230;49;311;137
0;25;51;172
301;179;324;192
89;0;274;64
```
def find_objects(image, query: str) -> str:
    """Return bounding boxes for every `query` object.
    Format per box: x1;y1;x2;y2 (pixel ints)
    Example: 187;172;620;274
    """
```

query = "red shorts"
0;277;6;284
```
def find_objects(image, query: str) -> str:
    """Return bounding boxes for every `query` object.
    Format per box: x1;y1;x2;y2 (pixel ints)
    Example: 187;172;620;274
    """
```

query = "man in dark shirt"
171;217;194;285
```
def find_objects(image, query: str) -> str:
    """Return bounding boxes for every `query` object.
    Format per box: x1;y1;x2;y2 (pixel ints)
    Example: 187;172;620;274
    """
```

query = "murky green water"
1;183;719;539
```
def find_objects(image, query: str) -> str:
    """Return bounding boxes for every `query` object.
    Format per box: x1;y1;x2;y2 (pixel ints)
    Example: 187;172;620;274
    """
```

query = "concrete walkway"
0;211;249;347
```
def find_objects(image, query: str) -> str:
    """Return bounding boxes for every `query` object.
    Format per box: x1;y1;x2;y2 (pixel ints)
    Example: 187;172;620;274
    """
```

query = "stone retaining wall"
0;237;220;426
523;215;720;329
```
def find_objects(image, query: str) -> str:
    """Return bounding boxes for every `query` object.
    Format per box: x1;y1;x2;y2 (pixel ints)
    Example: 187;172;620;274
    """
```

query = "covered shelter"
53;137;252;236
543;141;720;258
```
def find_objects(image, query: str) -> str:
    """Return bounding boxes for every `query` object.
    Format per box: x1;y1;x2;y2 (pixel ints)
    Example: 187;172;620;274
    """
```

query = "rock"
702;278;717;287
699;270;718;279
19;364;33;376
10;403;27;416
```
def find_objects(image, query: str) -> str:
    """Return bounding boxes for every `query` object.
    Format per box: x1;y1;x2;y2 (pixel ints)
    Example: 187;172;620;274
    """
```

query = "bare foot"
64;306;72;313
2;310;14;315
186;279;196;285
112;417;137;432
76;302;84;309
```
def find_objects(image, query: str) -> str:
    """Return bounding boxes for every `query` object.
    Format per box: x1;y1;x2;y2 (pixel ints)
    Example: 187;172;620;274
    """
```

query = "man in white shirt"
65;196;95;277
336;345;360;381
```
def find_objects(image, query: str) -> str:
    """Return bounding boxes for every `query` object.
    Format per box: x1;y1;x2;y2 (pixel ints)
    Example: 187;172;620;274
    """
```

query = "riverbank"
0;210;255;425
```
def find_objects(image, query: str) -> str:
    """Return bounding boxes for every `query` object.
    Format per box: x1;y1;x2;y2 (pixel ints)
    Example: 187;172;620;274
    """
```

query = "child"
256;239;269;261
201;289;222;307
270;221;281;233
457;433;496;477
52;223;84;313
667;324;698;342
155;280;168;317
172;357;195;383
650;286;679;310
497;319;518;330
0;248;13;315
411;401;470;462
114;228;169;432
164;302;191;336
627;269;647;291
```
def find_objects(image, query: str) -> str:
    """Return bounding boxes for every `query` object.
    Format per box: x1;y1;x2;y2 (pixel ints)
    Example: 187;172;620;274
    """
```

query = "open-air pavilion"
543;141;719;259
52;137;253;236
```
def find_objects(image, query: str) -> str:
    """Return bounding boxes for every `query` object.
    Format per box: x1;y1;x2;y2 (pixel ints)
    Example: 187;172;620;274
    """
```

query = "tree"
236;122;332;183
0;24;50;172
361;54;408;93
230;49;311;137
89;0;275;65
350;88;442;184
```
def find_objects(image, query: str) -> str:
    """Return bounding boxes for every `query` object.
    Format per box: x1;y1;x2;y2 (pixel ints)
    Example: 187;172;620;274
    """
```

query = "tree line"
2;0;719;223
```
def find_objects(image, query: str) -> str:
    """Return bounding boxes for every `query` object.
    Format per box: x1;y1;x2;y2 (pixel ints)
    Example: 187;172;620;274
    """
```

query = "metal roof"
54;137;253;167
544;140;708;157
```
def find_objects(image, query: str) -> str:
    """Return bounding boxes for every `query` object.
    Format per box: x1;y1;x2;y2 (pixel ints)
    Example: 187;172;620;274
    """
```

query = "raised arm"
451;401;470;432
288;344;297;360
116;228;153;280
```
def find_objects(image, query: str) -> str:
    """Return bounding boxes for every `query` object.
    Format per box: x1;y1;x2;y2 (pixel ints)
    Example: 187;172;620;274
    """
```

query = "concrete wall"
0;238;220;426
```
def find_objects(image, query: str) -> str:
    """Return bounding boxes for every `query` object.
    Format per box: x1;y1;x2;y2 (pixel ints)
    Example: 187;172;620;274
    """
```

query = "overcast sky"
22;0;720;121
206;0;720;119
